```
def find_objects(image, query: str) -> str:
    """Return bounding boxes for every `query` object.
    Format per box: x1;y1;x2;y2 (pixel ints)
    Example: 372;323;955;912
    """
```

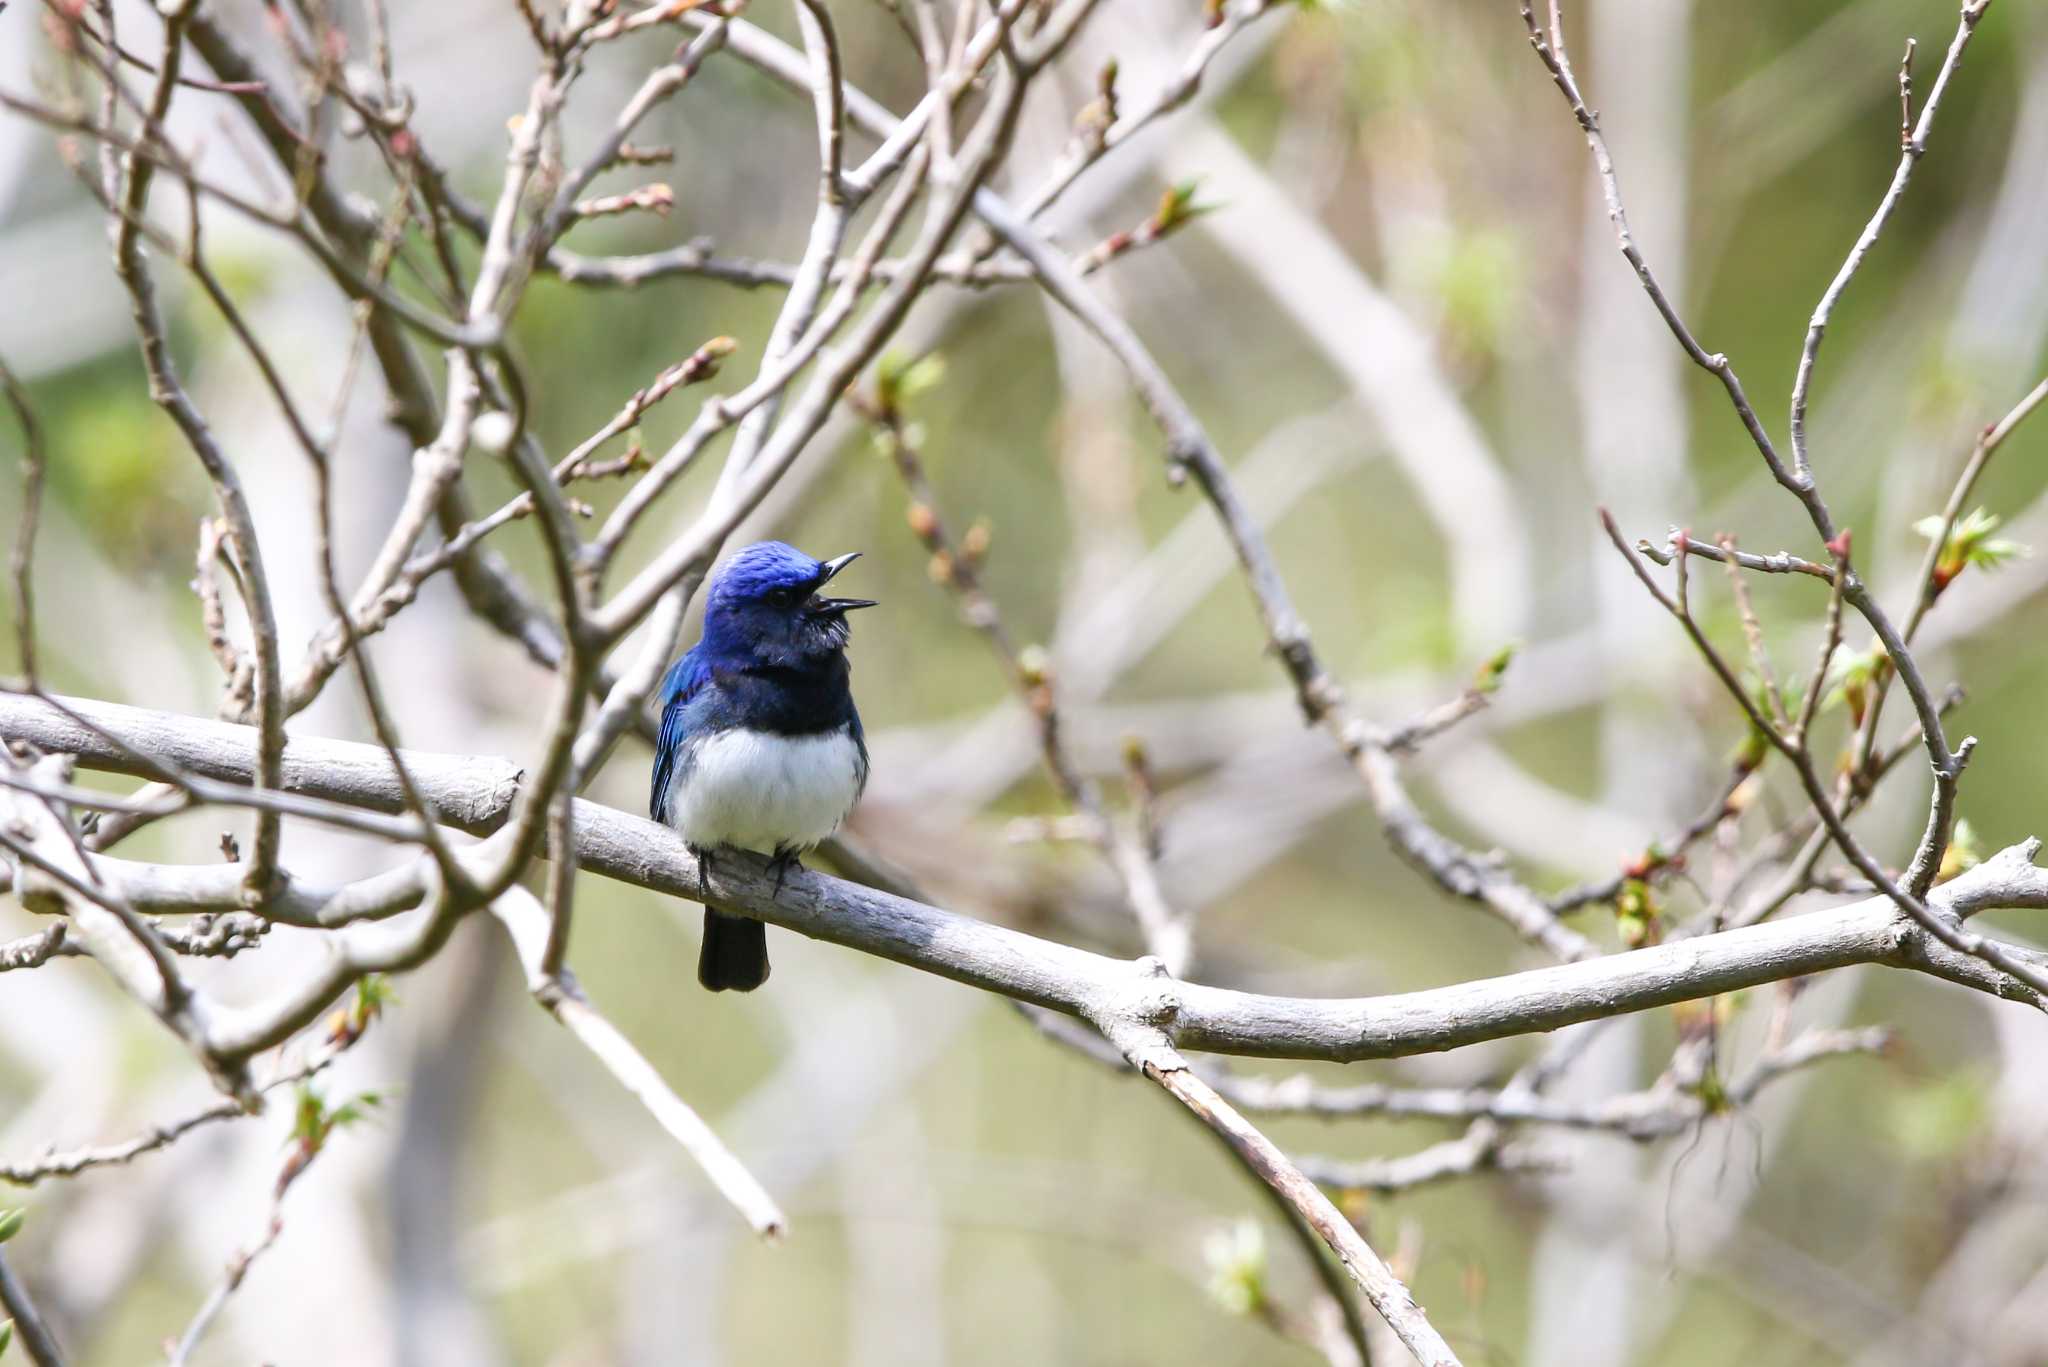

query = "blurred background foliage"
2;0;2048;1363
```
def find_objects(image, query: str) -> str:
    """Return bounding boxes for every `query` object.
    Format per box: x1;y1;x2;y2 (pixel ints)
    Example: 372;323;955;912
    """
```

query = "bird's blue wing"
649;649;711;824
848;706;870;804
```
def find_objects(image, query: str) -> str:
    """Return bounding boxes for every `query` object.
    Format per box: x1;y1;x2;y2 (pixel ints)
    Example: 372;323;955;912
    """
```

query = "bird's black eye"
766;587;796;608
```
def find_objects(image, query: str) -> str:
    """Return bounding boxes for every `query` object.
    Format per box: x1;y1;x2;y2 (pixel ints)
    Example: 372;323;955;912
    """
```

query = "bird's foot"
689;843;712;901
768;847;802;897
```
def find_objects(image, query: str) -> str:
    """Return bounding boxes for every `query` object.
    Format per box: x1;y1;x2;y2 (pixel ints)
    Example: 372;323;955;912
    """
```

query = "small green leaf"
351;974;395;1034
1820;645;1887;725
1918;507;2028;590
0;1209;23;1244
327;1091;386;1132
0;1317;14;1355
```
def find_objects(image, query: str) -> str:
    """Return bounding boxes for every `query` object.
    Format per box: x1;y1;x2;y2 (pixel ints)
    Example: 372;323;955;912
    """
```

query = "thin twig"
1;1033;358;1187
1599;510;2046;997
858;374;1190;969
1789;3;1994;481
1144;1056;1462;1365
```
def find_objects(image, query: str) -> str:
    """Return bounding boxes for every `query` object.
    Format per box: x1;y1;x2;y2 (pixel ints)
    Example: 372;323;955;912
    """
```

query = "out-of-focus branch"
859;370;1189;970
0;1246;63;1367
0;1022;363;1188
0;923;67;972
0;751;245;1099
166;1073;378;1367
0;355;44;686
960;154;1594;963
491;888;786;1237
1297;1131;1562;1196
1221;1026;1891;1141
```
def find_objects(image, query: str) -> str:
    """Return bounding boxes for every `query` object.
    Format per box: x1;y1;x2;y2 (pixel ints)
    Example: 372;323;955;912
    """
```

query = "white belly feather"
663;726;864;855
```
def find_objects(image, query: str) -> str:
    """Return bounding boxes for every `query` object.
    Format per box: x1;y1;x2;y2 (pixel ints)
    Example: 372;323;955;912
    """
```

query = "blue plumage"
651;541;874;991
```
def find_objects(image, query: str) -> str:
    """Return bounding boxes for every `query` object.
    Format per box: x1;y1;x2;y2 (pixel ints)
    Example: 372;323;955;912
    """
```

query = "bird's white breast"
662;725;864;855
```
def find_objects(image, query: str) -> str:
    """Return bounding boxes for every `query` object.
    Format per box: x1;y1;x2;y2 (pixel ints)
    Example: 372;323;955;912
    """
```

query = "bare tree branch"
4;694;2047;1069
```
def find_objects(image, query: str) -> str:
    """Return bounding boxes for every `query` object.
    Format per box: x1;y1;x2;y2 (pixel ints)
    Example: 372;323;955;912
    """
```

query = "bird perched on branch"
651;541;875;991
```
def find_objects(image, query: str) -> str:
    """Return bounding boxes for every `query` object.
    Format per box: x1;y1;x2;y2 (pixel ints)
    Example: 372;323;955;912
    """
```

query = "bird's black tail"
698;909;770;992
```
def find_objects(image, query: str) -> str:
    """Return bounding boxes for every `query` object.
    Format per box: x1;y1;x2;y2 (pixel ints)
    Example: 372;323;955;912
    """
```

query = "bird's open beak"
812;552;875;614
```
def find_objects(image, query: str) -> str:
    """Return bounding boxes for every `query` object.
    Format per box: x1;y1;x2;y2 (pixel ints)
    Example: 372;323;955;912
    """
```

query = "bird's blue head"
701;541;876;665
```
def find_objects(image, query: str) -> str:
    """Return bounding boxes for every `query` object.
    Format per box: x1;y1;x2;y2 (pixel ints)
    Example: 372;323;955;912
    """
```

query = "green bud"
1730;724;1769;774
1474;641;1518;694
1614;878;1659;948
1153;179;1216;235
